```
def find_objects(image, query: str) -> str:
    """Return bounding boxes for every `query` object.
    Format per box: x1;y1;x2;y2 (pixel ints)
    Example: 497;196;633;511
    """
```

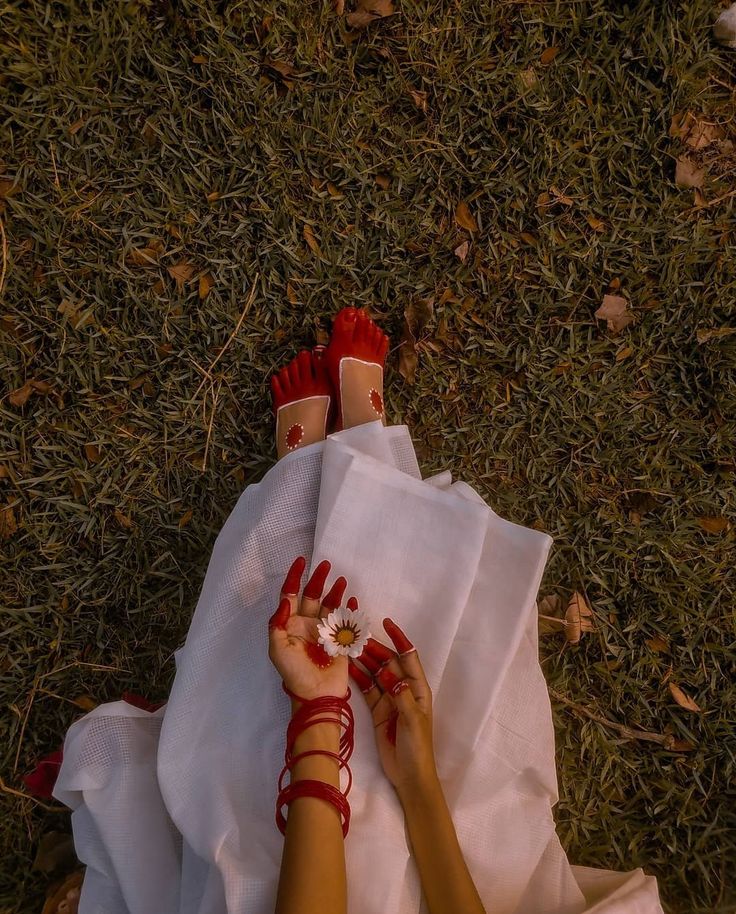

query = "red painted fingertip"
322;576;348;610
365;638;395;664
348;661;374;694
281;556;306;595
377;666;407;696
303;560;332;599
268;598;291;631
357;650;383;675
347;596;359;611
383;617;415;654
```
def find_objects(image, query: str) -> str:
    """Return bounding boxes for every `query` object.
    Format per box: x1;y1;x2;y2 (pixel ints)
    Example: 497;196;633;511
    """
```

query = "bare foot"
325;308;389;430
270;349;332;459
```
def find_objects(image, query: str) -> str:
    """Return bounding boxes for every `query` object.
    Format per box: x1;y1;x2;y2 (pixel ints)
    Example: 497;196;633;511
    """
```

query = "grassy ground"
1;0;735;910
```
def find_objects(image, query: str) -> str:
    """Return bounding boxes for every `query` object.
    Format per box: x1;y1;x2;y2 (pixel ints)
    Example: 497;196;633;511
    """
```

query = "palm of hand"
270;613;348;701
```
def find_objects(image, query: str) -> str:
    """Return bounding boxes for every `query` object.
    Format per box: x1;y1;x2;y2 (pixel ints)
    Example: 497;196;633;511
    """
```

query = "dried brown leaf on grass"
346;0;395;29
698;516;729;534
114;508;134;529
668;682;702;712
454;240;469;262
646;635;669;653
696;327;736;343
540;46;560;66
0;502;18;540
303;224;323;258
41;869;84;914
126;239;164;267
537;593;566;635
167;261;195;290
199;272;214;300
455;200;478;233
179;508;193;529
670;112;724;150
84;443;101;464
595;294;635;334
8;379;51;407
565;591;595;644
399;296;434;383
675;158;704;189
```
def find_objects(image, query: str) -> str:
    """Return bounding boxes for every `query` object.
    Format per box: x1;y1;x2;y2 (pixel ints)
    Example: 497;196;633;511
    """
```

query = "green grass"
1;0;735;911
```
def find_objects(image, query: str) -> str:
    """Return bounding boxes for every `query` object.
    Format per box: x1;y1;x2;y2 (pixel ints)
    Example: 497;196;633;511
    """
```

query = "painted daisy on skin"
317;606;370;658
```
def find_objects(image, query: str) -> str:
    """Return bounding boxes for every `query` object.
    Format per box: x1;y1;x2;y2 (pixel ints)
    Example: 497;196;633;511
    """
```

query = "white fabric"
54;422;663;914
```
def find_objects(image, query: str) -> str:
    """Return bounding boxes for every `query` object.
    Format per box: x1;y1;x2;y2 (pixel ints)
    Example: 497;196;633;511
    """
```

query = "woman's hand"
348;618;438;795
268;556;352;702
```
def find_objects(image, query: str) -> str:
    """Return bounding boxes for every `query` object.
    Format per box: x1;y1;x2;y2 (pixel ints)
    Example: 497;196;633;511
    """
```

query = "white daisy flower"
316;606;370;658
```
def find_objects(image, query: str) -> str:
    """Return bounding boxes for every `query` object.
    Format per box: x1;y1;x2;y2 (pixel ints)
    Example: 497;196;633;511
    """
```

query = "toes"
332;307;359;339
271;374;284;402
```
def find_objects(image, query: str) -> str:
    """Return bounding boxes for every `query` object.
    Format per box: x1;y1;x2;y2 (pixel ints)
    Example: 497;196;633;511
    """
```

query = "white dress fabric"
54;422;663;914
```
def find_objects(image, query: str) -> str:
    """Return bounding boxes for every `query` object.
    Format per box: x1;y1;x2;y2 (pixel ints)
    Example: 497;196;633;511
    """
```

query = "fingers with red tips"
377;666;408;696
303;560;331;599
348;661;374;694
365;638;395;665
383;617;415;655
269;598;291;631
281;556;306;595
357;650;383;675
347;596;359;611
322;576;348;610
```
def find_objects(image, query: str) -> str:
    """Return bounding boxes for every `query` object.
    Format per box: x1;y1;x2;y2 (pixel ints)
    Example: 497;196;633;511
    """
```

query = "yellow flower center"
335;627;356;646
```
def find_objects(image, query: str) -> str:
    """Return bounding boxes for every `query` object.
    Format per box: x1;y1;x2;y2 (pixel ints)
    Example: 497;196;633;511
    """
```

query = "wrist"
395;767;443;810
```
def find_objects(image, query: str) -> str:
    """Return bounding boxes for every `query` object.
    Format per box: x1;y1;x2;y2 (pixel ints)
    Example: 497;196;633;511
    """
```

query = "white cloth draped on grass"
54;421;664;914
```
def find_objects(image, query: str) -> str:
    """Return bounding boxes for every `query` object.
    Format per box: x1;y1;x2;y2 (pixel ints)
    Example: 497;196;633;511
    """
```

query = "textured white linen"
54;422;663;914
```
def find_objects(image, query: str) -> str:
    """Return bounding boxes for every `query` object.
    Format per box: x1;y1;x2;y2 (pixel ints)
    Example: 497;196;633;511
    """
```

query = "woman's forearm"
275;720;347;914
398;775;486;914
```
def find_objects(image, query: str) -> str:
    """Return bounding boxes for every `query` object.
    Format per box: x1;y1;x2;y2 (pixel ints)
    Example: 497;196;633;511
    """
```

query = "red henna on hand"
364;638;395;665
269;598;291;631
382;617;415;655
377;666;408;696
303;560;332;599
322;576;348;610
281;556;306;595
305;641;333;669
348;661;374;694
347;596;359;611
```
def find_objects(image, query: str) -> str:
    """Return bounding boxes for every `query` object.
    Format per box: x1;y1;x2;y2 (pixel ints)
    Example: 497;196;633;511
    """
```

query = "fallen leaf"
696;327;736;343
84;443;101;464
206;190;221;202
698;516;729;534
0;502;17;540
286;282;299;304
375;173;391;189
167;261;195;290
668;682;702;712
303;224;322;258
670;111;724;150
68;117;85;135
540;46;560;66
0;177;19;198
537;593;566;635
646;635;669;653
409;88;428;112
199;272;214;300
346;0;395;29
58;297;93;329
72;695;97;711
126;239;165;267
595;294;635;334
333;0;345;13
454;240;469;262
192;54;208;64
9;382;34;407
675;157;704;189
564;591;594;644
615;346;633;362
520;232;538;245
264;58;300;86
179;508;193;529
586;214;606;232
114;508;134;529
455;200;478;233
399;296;434;384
